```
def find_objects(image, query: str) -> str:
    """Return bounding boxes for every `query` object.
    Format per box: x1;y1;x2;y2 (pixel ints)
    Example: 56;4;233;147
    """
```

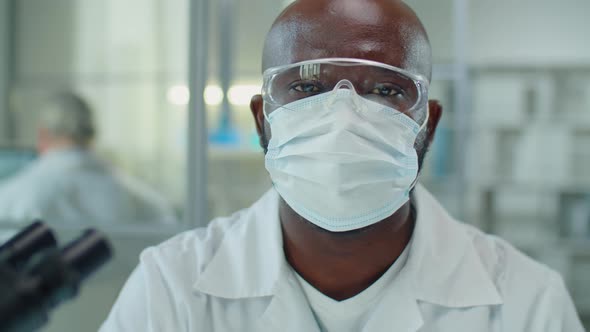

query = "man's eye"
292;83;322;93
370;85;404;97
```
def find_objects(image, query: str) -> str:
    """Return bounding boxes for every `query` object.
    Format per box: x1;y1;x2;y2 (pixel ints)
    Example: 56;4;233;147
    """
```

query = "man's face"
251;0;442;170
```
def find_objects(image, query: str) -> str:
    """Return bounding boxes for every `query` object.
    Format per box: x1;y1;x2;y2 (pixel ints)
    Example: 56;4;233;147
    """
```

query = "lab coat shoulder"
141;208;245;288
100;208;253;332
0;162;56;222
461;224;585;331
463;223;555;294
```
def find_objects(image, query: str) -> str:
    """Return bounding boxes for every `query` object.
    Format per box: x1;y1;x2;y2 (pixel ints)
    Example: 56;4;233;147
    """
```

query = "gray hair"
39;92;96;146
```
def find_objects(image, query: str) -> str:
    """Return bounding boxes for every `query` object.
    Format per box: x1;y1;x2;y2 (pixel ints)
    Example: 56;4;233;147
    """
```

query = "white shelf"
468;180;590;193
470;120;590;131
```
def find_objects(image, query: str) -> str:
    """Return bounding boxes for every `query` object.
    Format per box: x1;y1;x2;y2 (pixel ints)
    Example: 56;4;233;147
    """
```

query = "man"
0;92;177;225
101;1;584;331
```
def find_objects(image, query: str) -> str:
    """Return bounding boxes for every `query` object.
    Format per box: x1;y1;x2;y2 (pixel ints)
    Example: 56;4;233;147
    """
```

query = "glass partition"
1;0;189;227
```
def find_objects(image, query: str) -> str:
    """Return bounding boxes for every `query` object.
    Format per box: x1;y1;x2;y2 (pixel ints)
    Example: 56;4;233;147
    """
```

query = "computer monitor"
0;148;37;181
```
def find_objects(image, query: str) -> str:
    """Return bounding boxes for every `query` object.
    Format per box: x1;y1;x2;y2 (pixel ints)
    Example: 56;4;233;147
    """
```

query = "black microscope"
0;221;112;331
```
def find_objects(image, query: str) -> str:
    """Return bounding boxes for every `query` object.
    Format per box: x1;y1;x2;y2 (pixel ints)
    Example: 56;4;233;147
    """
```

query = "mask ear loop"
408;103;430;191
263;103;272;123
417;103;430;134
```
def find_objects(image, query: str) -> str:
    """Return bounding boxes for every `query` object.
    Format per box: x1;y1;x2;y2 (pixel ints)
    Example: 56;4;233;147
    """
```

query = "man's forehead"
262;0;432;78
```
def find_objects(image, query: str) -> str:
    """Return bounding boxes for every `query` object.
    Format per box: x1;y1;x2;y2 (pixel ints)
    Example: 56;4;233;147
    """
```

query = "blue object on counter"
209;126;240;146
249;132;262;151
209;102;240;146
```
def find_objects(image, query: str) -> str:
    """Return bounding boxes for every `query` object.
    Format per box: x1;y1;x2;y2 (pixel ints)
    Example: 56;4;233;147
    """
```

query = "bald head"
262;0;432;80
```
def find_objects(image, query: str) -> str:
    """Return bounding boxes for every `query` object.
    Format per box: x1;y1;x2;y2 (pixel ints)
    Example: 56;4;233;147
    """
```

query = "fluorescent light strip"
167;85;262;107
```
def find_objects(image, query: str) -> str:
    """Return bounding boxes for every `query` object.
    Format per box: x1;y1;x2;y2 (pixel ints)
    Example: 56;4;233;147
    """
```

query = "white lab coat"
100;185;585;332
0;148;176;225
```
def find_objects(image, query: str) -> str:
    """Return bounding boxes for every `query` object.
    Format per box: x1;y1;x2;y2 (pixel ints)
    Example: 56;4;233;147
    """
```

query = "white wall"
469;0;590;65
359;0;590;66
407;0;456;63
15;0;76;78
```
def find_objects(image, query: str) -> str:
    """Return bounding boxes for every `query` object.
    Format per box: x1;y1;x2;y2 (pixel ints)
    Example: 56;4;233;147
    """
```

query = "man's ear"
250;94;266;144
426;100;443;144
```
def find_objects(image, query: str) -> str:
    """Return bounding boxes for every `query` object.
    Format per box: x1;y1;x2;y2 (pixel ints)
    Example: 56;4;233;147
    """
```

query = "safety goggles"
262;58;429;115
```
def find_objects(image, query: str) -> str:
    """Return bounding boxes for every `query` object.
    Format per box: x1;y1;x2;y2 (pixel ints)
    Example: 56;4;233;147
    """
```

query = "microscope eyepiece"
61;229;112;281
0;221;57;269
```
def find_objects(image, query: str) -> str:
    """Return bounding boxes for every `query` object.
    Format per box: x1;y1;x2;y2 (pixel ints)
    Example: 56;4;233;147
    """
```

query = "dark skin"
250;0;443;301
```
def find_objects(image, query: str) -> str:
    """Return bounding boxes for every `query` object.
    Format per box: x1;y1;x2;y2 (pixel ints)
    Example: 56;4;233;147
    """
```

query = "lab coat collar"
408;185;503;308
193;184;503;330
193;189;285;298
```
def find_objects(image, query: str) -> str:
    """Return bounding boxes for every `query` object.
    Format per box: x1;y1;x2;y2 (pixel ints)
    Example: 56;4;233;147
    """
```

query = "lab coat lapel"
193;189;320;331
193;190;284;299
410;185;503;308
361;266;424;332
257;266;321;332
362;184;504;332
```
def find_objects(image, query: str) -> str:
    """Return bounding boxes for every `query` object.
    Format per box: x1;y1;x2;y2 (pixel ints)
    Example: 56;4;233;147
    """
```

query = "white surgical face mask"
264;84;429;232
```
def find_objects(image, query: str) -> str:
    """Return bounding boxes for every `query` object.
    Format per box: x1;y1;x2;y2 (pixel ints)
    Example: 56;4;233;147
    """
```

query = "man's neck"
280;200;415;301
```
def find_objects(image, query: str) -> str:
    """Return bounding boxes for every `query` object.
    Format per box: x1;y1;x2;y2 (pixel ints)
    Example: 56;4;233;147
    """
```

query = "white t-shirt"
294;245;410;332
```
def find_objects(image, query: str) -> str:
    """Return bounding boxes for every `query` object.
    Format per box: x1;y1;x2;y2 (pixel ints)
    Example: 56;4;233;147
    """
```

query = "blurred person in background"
0;92;177;226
